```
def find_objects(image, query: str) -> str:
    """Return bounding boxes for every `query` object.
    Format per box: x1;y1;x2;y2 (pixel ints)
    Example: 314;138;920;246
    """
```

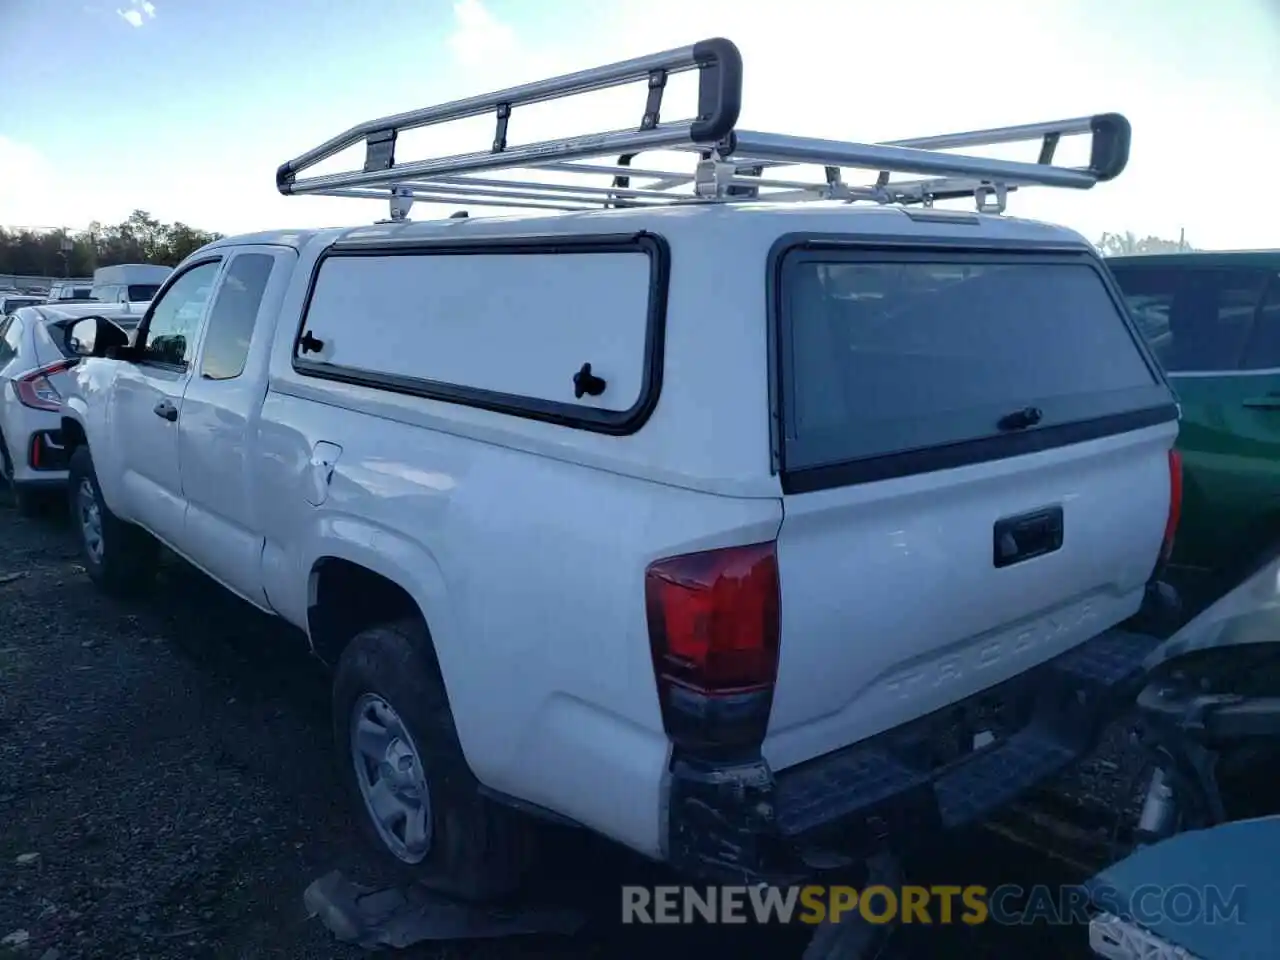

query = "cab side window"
138;260;221;367
198;253;275;381
1242;277;1280;371
1112;266;1271;373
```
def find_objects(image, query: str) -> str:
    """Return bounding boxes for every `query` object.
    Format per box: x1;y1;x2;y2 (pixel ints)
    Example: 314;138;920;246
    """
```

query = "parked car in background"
1088;550;1280;959
1109;251;1280;607
0;303;141;514
1;294;43;315
1088;815;1277;960
90;263;172;305
46;280;95;303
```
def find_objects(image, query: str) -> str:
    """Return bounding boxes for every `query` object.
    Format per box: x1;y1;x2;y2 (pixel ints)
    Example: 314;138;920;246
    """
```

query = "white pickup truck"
58;39;1182;900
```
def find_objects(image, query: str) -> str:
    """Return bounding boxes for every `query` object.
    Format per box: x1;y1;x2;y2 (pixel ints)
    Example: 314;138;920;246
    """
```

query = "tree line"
1095;231;1194;256
0;210;222;278
1;211;1193;280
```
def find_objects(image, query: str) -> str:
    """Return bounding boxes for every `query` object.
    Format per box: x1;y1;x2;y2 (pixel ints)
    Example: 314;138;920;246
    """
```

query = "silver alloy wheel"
77;478;104;564
350;693;433;863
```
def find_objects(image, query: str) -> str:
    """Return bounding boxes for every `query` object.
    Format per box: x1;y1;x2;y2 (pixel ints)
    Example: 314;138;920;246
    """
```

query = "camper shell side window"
292;234;670;435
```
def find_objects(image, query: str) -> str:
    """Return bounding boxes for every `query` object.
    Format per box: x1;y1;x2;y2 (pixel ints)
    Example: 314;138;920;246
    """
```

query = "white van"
90;263;172;305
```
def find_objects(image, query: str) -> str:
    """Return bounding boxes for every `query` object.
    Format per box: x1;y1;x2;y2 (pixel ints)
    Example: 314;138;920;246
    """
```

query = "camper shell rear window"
772;244;1177;493
293;234;669;435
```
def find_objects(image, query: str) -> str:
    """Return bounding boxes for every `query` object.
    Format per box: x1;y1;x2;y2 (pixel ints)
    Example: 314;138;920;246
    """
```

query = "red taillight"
1162;449;1183;562
645;541;781;696
14;360;77;412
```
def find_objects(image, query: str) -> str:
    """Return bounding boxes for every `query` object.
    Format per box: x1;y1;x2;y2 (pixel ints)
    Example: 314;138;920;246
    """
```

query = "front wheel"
67;446;159;597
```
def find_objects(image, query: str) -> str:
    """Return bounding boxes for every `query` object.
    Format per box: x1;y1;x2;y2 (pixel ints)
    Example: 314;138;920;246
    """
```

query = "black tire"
0;432;41;517
10;485;45;519
332;618;537;902
67;446;159;597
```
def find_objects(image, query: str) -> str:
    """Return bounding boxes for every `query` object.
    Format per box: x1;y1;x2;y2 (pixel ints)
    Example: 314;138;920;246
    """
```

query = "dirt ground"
0;488;1147;959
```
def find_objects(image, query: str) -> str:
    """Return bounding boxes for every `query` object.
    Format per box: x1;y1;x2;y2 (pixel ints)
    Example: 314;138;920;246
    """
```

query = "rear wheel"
67;446;159;597
332;618;537;901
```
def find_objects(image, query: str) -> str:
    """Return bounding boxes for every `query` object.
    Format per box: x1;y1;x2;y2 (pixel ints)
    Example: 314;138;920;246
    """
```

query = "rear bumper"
25;429;70;474
4;424;69;485
12;476;67;491
663;623;1165;885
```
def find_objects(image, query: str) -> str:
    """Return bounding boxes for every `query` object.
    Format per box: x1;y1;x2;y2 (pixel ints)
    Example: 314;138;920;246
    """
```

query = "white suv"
57;38;1181;897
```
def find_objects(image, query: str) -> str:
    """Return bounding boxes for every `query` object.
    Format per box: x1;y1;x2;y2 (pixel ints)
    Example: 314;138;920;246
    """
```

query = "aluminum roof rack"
276;37;1131;220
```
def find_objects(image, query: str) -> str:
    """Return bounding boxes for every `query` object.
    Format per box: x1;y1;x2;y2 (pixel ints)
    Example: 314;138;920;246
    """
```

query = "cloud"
448;0;515;67
0;135;140;231
116;0;156;28
0;137;59;227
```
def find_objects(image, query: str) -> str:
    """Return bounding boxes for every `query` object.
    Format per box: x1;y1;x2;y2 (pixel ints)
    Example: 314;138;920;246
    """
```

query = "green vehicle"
1109;251;1280;606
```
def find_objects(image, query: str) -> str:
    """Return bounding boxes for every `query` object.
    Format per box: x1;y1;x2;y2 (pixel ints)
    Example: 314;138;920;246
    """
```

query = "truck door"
112;258;223;546
177;247;291;608
1219;276;1280;575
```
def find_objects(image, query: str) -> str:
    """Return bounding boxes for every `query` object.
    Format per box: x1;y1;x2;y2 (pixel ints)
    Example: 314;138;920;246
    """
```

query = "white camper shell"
90;263;172;305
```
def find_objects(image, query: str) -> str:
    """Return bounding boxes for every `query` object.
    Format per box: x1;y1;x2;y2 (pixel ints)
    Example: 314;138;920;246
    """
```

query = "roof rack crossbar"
277;37;1131;219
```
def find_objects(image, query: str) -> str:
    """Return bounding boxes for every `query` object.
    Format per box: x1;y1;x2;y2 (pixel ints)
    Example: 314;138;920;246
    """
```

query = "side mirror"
66;315;130;358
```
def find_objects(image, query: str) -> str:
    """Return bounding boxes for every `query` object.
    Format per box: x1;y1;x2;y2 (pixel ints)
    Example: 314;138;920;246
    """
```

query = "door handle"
153;400;178;422
1242;394;1280;410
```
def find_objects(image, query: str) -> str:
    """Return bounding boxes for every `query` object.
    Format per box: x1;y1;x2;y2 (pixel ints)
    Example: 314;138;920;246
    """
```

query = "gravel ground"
0;486;1157;960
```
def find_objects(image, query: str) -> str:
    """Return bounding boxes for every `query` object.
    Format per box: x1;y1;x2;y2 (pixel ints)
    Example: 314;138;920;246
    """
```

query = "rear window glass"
780;255;1165;471
1108;264;1273;373
127;284;161;301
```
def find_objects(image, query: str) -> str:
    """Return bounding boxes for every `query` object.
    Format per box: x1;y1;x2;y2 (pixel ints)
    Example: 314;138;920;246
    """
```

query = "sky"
1;0;1278;248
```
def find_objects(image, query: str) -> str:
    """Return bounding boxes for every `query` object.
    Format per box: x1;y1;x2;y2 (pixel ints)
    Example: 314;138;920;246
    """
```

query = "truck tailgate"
765;421;1175;770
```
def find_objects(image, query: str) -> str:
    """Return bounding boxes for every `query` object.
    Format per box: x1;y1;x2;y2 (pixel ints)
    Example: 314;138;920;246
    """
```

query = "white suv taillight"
1161;449;1183;563
14;359;78;412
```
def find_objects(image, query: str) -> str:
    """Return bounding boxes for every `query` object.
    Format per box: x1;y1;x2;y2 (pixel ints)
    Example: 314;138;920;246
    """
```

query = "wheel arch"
59;414;87;455
302;526;461;721
308;556;430;666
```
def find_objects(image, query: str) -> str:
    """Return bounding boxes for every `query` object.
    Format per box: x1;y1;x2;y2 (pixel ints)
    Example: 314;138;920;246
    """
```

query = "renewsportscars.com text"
621;883;1247;927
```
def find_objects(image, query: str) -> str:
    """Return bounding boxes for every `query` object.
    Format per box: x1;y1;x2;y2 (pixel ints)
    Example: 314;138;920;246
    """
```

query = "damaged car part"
303;870;586;949
666;626;1164;884
1127;554;1280;849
